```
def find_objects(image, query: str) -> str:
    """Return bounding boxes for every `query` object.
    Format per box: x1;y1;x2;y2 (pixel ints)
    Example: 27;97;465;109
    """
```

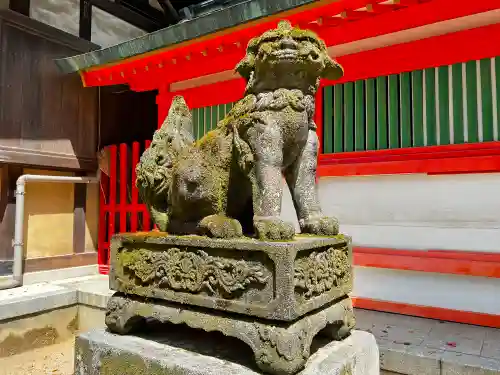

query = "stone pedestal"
105;233;355;374
75;328;379;375
109;233;353;321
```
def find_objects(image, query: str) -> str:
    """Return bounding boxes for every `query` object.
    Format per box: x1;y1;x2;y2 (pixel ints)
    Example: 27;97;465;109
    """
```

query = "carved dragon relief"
294;246;351;299
117;247;270;298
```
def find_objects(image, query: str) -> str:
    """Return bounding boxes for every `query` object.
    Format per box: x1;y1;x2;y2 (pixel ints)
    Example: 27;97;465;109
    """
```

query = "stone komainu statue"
135;20;343;241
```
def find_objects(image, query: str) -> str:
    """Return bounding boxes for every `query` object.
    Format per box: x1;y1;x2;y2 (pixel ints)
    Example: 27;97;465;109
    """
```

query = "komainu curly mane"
135;20;344;241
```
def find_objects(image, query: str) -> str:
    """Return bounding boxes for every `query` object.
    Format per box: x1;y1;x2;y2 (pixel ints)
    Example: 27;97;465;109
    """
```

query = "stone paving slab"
356;309;500;375
55;274;113;309
0;283;77;321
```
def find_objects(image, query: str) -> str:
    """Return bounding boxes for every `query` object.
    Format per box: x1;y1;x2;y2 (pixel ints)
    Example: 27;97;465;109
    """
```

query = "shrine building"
57;0;500;328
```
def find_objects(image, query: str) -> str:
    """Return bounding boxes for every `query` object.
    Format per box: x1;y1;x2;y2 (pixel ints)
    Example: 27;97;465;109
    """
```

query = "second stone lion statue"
136;20;344;241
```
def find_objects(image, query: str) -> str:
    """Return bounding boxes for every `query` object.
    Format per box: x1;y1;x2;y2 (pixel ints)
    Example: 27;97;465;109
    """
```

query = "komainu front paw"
254;216;295;241
300;216;339;236
198;215;243;239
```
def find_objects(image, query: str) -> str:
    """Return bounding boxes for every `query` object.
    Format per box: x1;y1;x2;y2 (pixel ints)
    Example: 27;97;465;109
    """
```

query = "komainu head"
236;20;343;94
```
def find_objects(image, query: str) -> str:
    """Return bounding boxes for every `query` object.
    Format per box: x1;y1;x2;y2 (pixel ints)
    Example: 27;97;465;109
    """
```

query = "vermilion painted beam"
82;0;500;88
152;21;500;113
82;0;377;86
317;142;500;176
320;0;499;47
354;247;500;278
320;141;500;160
175;79;247;109
318;156;500;176
352;298;500;328
156;90;175;127
323;22;500;87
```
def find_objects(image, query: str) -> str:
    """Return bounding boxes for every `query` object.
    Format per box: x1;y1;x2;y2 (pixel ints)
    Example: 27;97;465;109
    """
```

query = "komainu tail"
135;96;193;231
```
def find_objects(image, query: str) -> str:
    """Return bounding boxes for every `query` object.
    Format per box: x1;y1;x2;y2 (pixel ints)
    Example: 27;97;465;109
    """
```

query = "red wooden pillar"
130;142;140;233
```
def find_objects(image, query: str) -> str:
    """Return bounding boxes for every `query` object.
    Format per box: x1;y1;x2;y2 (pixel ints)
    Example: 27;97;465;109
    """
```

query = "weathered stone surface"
132;21;343;241
109;233;352;321
75;327;378;375
82;296;364;375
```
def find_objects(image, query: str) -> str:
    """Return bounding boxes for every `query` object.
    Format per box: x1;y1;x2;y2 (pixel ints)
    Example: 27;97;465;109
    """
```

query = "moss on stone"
100;353;168;375
296;233;346;241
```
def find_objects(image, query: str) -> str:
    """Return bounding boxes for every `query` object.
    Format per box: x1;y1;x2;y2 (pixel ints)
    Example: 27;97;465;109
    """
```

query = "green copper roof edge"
54;0;317;74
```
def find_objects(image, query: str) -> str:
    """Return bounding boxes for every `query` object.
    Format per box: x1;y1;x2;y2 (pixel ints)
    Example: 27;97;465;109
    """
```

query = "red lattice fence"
97;142;151;274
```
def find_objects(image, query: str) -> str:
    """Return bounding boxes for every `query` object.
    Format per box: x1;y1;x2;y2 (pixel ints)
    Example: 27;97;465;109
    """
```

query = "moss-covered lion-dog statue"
135;20;344;241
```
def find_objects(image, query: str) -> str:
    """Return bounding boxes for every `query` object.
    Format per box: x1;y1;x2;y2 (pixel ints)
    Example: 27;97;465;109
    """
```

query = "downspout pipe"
0;172;100;290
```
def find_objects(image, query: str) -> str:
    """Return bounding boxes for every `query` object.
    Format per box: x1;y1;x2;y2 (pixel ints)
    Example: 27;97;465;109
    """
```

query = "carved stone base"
105;293;355;375
109;233;353;321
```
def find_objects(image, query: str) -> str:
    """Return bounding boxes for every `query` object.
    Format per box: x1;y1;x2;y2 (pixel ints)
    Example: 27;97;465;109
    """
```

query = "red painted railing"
97;142;151;274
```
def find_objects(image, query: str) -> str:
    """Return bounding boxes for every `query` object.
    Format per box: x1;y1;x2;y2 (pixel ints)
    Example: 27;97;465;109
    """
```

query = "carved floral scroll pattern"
294;246;350;299
118;247;269;298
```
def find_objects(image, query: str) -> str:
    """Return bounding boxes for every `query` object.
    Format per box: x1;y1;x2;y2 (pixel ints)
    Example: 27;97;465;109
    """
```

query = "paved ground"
356;308;500;373
2;309;499;375
0;339;74;375
0;275;498;375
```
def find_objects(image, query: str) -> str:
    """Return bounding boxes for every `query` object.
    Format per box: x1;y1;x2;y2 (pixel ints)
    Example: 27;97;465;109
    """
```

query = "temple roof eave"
54;0;317;75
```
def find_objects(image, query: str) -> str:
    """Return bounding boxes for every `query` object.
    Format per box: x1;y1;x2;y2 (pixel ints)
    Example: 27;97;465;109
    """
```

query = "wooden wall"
99;87;158;147
0;9;99;171
0;8;159;273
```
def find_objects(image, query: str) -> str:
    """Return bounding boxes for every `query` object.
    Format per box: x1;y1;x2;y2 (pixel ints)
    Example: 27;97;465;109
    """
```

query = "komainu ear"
322;56;344;80
236;53;255;81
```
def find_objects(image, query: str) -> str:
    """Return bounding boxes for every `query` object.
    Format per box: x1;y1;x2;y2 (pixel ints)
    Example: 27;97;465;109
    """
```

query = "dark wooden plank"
425;68;437;146
0;12;100;171
388;75;400;149
466;61;479;143
323;86;333;153
411;70;425;147
80;0;92;41
354;80;365;151
8;0;29;16
365;78;377;150
437;66;450;145
451;63;465;144
343;82;354;152
376;76;388;149
73;180;87;254
480;58;494;142
333;85;344;153
0;146;97;171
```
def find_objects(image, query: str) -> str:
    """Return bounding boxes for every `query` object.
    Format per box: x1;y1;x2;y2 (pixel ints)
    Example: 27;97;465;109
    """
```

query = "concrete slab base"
75;327;379;375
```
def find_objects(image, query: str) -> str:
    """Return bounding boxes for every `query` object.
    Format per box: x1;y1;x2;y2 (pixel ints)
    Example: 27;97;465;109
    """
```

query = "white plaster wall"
353;266;500;315
30;0;146;48
280;173;500;313
281;173;500;252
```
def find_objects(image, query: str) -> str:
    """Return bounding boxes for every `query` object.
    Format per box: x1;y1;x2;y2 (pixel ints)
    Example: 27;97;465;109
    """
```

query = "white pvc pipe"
0;173;100;290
